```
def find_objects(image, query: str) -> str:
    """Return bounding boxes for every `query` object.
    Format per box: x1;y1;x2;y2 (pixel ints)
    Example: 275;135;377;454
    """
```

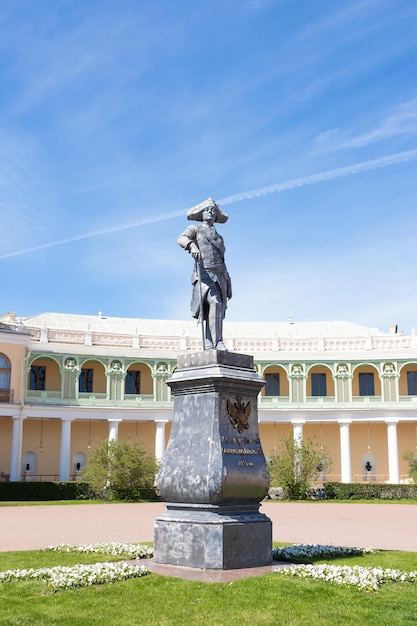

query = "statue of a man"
178;197;232;350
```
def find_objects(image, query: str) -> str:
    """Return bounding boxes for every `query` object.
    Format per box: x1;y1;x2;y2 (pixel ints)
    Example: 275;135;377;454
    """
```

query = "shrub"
82;438;158;501
269;432;332;500
403;451;417;483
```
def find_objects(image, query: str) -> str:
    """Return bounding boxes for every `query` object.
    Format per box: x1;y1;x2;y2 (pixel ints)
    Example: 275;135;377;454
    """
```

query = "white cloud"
2;147;417;261
0;132;58;253
315;97;417;152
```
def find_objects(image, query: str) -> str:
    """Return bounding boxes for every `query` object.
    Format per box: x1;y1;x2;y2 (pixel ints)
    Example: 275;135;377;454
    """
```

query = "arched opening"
0;354;11;402
398;362;417;398
306;365;335;400
27;357;61;398
362;453;376;481
352;364;381;400
261;365;289;399
78;360;106;397
124;363;153;399
22;451;37;481
72;452;87;479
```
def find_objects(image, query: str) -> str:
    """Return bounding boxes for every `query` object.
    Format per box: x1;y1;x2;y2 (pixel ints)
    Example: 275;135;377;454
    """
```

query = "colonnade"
8;416;403;483
9;416;169;482
290;418;401;484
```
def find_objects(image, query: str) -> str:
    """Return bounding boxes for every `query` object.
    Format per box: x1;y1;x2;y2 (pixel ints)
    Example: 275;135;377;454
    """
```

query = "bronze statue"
178;197;232;350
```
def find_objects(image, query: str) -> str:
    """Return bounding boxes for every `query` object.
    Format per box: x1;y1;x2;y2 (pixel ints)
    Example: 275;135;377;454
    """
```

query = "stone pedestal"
154;350;272;570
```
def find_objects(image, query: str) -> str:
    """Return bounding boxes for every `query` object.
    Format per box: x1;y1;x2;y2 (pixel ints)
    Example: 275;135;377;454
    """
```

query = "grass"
0;547;416;625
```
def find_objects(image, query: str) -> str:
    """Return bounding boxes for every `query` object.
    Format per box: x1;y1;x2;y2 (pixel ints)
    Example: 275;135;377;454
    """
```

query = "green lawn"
0;547;416;625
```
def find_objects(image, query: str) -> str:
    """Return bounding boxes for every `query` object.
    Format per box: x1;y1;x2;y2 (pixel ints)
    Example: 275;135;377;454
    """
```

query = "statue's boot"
207;311;225;350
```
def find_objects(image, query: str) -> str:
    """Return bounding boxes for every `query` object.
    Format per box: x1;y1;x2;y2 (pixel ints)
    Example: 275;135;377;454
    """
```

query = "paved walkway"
1;501;416;552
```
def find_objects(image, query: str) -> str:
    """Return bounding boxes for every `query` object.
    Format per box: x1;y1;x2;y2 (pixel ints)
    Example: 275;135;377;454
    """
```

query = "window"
407;371;417;395
29;365;46;391
79;368;93;393
0;354;11;401
359;372;374;396
265;372;279;396
0;355;10;389
312;373;327;396
125;370;141;394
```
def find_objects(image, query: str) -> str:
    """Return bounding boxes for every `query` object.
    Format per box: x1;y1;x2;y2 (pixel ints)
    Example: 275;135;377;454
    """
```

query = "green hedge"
0;481;159;502
323;482;417;500
0;481;95;501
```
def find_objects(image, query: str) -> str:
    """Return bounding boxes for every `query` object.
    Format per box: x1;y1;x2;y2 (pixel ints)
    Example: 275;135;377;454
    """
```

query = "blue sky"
1;0;417;333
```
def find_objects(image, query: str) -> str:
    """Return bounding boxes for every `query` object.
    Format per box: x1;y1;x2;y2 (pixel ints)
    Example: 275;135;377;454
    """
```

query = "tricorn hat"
187;197;228;223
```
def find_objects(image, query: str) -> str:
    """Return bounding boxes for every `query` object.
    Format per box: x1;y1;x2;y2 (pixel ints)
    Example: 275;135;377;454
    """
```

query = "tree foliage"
269;432;332;500
403;451;417;484
83;438;158;501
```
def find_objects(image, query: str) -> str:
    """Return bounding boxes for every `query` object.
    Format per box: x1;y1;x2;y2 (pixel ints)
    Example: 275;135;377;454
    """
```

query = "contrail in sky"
1;148;417;260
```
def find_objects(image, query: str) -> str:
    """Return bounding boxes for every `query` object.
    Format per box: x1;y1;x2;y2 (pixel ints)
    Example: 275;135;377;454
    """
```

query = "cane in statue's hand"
195;256;206;349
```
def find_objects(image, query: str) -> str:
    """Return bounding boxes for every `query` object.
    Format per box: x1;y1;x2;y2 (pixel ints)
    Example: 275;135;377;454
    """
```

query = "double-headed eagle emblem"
226;395;251;433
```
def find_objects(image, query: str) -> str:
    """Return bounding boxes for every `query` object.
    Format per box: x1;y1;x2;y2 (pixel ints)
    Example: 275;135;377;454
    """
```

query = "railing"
314;474;411;485
24;390;157;406
22;389;417;409
399;395;417;403
0;388;13;403
123;394;155;402
26;390;61;399
19;474;88;482
260;396;291;404
78;392;108;401
24;324;417;352
20;474;60;482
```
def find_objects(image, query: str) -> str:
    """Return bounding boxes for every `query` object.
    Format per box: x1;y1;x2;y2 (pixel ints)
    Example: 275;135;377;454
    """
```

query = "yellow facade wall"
259;422;292;458
0;418;12;475
303;422;341;479
22;418;61;478
398;422;417;477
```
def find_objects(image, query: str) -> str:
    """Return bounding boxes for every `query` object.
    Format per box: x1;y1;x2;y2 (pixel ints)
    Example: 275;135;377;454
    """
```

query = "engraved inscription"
221;436;260;445
222;447;262;455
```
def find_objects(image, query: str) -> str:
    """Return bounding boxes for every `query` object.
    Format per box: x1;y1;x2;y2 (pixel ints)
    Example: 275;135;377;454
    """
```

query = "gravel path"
1;501;416;552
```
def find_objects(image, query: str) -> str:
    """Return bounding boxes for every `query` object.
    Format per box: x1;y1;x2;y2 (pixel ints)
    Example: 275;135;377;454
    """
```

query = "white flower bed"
272;543;375;562
44;541;154;559
0;561;150;592
274;563;417;592
1;542;415;594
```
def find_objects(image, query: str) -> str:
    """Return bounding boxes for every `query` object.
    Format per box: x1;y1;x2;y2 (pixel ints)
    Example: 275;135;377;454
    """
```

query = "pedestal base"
154;503;272;570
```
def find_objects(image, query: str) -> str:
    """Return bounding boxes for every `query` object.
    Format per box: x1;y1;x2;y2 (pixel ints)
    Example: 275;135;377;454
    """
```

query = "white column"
386;420;400;484
339;421;352;483
59;418;74;481
108;419;121;442
292;421;304;446
155;421;167;462
10;415;25;482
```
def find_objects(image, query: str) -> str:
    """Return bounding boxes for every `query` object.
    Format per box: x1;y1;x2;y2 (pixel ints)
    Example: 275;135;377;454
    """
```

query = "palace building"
1;311;416;484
